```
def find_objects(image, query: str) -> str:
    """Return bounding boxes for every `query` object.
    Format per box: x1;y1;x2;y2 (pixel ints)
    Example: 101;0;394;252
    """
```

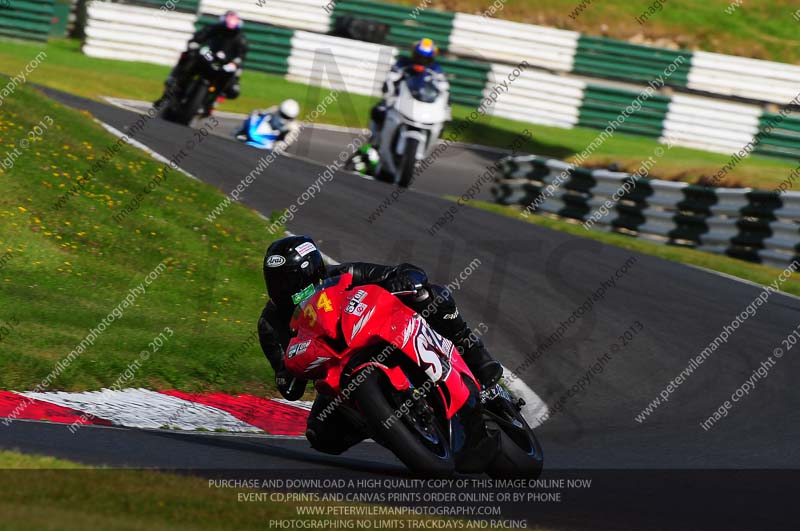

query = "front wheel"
483;386;543;478
175;82;207;126
398;137;420;188
353;370;454;477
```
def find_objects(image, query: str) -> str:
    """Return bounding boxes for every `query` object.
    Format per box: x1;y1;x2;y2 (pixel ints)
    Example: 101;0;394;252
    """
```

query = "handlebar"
390;282;425;297
390;290;419;296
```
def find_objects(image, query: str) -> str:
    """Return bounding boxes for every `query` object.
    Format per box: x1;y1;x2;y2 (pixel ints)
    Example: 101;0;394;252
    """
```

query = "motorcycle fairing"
243;112;280;150
286;274;475;419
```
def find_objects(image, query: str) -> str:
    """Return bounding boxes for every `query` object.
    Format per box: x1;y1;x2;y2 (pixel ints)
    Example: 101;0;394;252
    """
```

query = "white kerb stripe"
22;388;262;432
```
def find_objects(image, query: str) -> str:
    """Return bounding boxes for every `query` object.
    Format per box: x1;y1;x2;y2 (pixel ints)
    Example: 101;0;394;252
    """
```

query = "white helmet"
279;99;300;120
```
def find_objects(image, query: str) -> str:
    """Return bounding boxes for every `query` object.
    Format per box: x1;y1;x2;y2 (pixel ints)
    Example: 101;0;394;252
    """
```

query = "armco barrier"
437;56;489;108
753;112;800;160
573;35;692;88
322;0;800;108
284;33;491;103
72;0;800;110
0;0;55;42
83;1;196;65
764;195;800;266
660;95;762;155
332;0;454;51
688;51;800;106
287;31;395;97
493;155;800;268
577;85;669;139
200;0;330;34
489;67;585;129
449;14;579;72
129;0;199;13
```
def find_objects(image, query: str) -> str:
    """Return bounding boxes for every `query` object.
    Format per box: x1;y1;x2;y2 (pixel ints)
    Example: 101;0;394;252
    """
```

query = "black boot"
460;339;503;388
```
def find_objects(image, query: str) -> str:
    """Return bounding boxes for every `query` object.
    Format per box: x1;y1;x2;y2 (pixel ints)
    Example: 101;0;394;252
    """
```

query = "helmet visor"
266;266;317;305
224;13;242;29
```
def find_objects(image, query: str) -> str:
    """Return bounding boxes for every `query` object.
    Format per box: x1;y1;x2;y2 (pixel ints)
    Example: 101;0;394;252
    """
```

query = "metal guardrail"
201;0;330;34
332;0;454;51
493;155;800;268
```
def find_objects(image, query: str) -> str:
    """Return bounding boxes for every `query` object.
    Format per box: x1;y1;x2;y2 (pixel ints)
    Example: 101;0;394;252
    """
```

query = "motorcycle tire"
176;82;207;126
159;99;177;123
353;369;454;477
485;398;543;479
398;137;419;188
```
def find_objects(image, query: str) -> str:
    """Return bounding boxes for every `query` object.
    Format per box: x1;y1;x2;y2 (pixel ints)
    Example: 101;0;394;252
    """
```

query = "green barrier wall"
439;56;490;108
128;0;200;13
573;35;692;87
754;112;800;160
0;0;55;41
577;85;671;138
197;14;293;76
332;0;454;50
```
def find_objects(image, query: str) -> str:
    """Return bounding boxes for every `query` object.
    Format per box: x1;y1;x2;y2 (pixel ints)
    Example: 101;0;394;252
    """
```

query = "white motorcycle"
376;68;449;188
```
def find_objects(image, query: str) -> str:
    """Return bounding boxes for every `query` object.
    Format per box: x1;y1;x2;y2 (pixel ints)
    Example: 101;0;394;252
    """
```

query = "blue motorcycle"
234;111;288;150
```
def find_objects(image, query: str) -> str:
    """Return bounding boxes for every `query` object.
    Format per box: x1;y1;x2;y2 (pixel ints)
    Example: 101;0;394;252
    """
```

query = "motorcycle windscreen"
406;72;440;103
285;275;353;378
396;82;448;125
290;274;352;343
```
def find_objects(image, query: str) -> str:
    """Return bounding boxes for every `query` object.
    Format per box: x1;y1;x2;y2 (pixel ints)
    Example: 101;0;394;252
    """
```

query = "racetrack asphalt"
1;87;798;530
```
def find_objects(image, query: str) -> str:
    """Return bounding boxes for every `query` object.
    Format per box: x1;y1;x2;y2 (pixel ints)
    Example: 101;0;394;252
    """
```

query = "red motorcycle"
284;273;543;477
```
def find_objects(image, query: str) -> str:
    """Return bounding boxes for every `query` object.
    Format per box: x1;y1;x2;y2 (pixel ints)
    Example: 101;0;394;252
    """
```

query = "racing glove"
275;365;307;401
384;266;428;295
223;62;238;73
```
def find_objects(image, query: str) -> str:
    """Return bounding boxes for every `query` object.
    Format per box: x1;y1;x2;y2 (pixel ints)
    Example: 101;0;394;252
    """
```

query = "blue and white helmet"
412;38;438;68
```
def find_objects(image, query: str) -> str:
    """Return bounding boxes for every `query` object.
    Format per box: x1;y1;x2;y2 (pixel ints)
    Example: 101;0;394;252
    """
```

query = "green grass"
0;451;473;531
386;0;800;64
0;39;797;190
468;200;800;297
0;84;281;393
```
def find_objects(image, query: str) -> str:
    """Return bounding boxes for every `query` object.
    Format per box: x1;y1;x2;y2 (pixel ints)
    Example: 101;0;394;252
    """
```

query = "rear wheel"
353;370;454;477
398;137;420;188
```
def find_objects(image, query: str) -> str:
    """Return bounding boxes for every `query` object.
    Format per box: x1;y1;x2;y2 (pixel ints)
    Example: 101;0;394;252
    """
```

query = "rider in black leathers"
258;235;502;460
156;11;248;114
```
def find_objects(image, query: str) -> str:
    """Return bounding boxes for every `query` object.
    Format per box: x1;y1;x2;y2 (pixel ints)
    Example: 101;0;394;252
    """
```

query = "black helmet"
263;235;326;309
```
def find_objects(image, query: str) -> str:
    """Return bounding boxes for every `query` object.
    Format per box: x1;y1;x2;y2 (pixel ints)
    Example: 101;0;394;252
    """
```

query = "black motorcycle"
161;47;231;126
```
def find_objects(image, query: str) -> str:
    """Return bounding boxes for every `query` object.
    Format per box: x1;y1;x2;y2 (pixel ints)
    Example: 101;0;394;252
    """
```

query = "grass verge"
468;200;800;297
0;39;796;190
0;84;279;393
0;450;473;531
